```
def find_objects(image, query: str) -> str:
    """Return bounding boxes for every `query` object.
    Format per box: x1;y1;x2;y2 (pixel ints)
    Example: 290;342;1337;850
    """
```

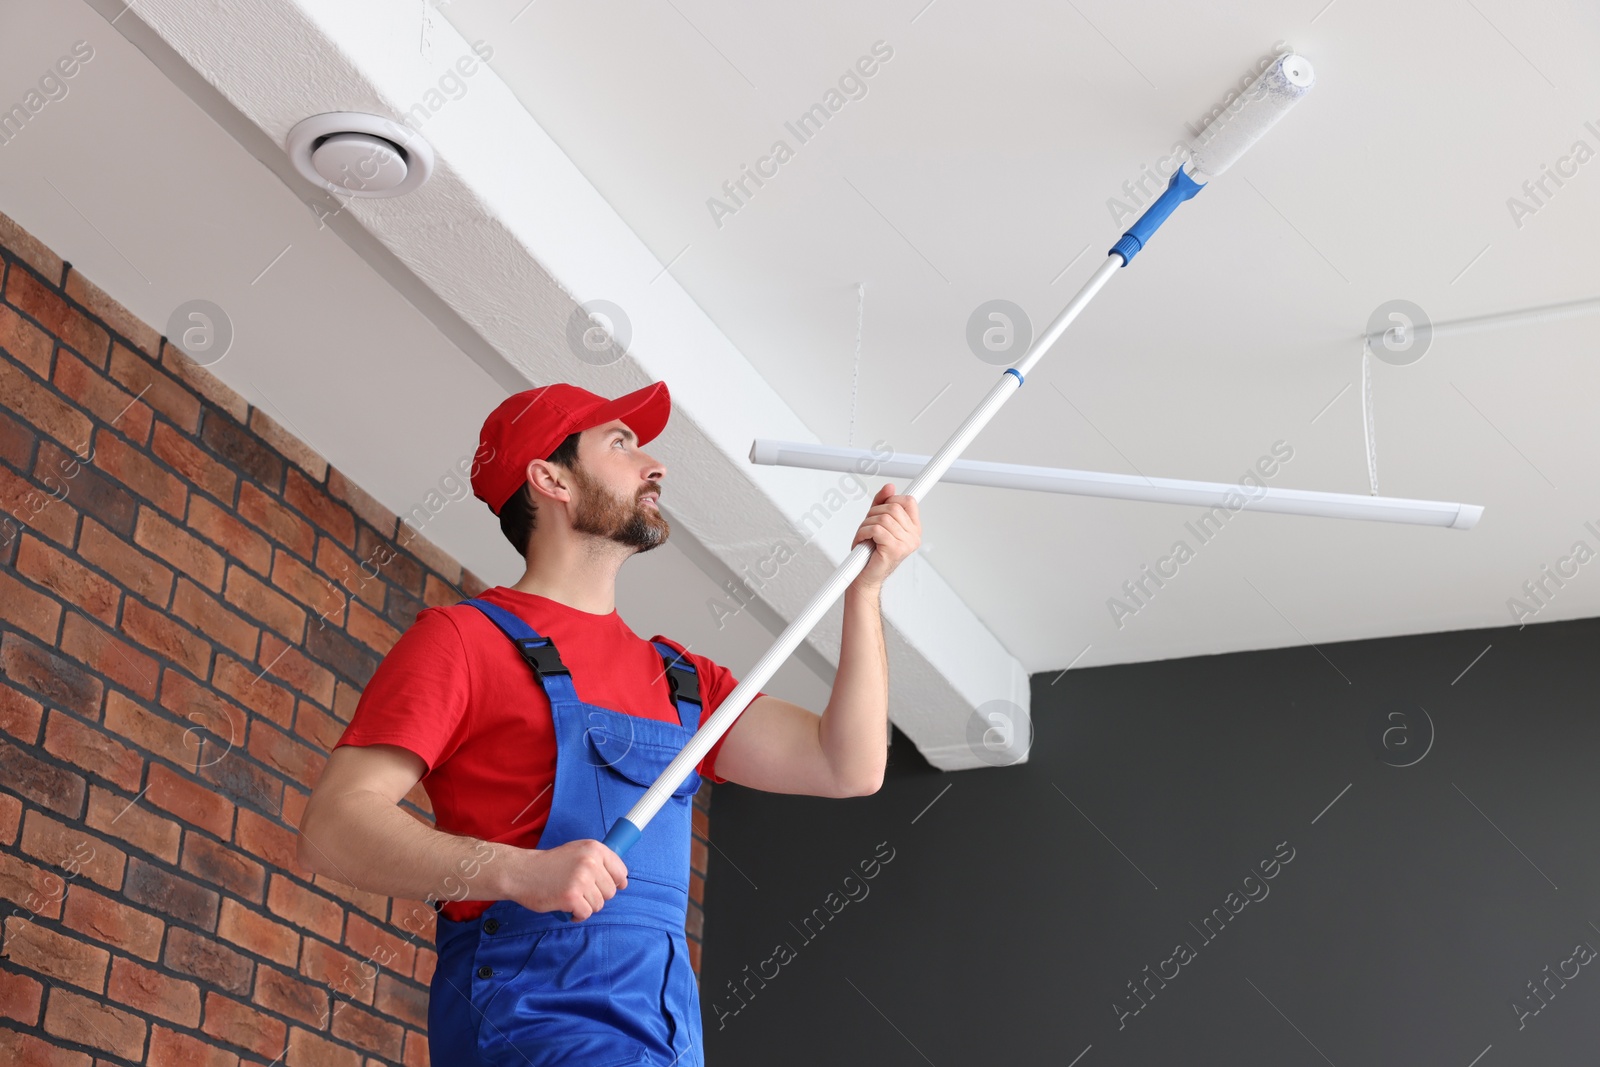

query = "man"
296;380;921;1066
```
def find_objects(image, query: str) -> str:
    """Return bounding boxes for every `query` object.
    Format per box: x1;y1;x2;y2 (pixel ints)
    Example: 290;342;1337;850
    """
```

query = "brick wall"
0;209;715;1066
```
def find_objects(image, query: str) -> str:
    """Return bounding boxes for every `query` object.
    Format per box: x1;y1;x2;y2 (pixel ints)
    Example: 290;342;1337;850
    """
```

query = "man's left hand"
850;483;922;591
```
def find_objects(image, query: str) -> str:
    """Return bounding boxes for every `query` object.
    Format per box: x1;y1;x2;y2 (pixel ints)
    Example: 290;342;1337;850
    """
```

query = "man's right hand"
509;840;629;921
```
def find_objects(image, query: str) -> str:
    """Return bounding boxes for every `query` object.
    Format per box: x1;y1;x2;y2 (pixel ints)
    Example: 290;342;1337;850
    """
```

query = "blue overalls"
427;599;706;1067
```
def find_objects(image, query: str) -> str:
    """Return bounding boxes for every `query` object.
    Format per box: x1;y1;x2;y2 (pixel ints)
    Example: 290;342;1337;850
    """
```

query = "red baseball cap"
471;381;671;515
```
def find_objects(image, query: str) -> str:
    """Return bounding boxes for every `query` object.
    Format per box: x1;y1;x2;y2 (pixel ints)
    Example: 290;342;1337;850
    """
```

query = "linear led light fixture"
749;440;1484;530
1363;293;1600;347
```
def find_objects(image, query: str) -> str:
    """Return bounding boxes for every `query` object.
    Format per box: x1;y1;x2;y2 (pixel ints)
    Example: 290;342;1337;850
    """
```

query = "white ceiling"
436;0;1600;667
4;0;1598;769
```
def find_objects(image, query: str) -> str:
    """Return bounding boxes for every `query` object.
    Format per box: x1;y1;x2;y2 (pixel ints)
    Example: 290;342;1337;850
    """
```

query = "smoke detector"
285;112;435;198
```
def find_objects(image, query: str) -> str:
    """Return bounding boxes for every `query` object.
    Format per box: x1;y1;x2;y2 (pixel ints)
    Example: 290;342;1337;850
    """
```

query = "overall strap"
651;641;702;730
461;599;581;706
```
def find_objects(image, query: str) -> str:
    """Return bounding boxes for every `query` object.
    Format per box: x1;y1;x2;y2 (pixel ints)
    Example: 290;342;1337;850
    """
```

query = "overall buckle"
515;638;571;679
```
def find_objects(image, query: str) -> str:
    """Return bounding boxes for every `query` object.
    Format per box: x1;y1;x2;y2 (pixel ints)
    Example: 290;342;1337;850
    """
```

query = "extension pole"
602;254;1125;857
603;51;1317;858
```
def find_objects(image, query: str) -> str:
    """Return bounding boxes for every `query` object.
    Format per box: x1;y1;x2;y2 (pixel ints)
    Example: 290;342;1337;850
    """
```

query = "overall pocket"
585;726;699;889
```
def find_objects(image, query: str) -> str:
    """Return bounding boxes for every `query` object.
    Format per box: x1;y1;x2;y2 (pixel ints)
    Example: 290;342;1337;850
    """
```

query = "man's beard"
569;463;669;553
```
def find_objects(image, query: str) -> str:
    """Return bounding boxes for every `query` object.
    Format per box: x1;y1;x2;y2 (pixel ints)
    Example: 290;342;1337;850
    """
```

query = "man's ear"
525;458;572;505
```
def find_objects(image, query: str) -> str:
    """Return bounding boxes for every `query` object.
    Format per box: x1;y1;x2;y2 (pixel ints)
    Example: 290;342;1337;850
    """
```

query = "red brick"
0;566;63;643
373;972;427;1029
344;913;415;979
42;986;145;1059
286;1025;361;1067
283;470;353;549
0;736;87;818
257;632;333;708
247;721;324;790
396;526;459;588
282;784;310;832
299;938;372;1005
121;599;210;680
0;849;66;920
170;579;258;660
389;899;434;945
460;568;489;600
15;533;119;624
315;538;383;610
108;955;201;1027
0;790;20;845
345;601;400;657
217;897;300;967
92;430;187;517
151;421;235;504
224;565;306;643
146;763;234;840
0;681;45;743
328;469;396;540
123;856;219;930
687;936;701;973
0;967;44;1025
271;551;346;627
52;349;153;445
235;808;303;875
0;297;56;378
64;269;161;360
189;496;271;576
253;964;327;1029
0;210;64;280
357;524;423;597
157;672;245;770
249;409;326;483
0;464;79;547
20;809;126;891
78;517;174;606
210;654;294;730
35;438;134;539
0;350;96;454
59;612;159;701
293;702;343;755
422;573;462;611
333;681;360;724
202;991;288;1061
0;1029;92;1067
269;874;343;942
0;402;38;469
331;1000;404;1061
412;948;435;986
63;883;164;961
2;916;110;992
108;342;201;432
43;709;142;792
1;633;103;719
313;874;387;924
179;834;263;905
135;508;225;592
84;784;182;864
403;1028;430;1067
102;690;192;768
147;1024;239;1067
164;926;253;997
237;482;318;560
5;266;108;367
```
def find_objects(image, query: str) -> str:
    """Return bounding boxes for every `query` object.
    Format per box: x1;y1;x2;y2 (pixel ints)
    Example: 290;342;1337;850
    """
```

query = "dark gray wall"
701;616;1600;1065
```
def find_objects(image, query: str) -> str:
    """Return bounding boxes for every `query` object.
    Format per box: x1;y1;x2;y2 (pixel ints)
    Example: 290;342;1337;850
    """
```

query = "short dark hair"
499;430;583;557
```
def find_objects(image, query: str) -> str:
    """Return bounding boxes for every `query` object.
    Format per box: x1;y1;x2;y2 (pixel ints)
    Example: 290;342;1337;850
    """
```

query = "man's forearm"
819;582;891;794
299;789;520;908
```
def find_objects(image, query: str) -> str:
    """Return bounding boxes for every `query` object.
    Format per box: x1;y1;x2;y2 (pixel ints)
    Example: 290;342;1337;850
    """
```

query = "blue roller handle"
1110;167;1204;264
603;817;642;856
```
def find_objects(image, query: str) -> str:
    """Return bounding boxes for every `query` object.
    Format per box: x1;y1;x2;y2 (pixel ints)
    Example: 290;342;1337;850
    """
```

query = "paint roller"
599;51;1318;858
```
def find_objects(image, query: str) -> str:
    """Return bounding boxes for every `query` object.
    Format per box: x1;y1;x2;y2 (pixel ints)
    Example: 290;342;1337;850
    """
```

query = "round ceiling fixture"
285;112;435;199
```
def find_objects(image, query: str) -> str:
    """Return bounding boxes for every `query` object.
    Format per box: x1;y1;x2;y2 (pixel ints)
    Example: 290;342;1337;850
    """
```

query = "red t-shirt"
333;585;763;922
